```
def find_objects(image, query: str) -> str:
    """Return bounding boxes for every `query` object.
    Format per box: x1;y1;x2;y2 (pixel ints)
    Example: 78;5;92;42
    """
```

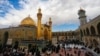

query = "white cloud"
0;0;100;30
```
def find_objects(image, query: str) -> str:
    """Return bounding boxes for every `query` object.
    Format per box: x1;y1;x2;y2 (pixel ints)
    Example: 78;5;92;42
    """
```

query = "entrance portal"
2;31;9;47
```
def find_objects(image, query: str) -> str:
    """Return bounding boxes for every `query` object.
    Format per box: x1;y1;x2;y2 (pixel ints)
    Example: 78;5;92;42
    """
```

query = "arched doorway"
3;31;9;47
80;30;83;37
90;26;96;35
44;29;48;40
86;28;90;35
93;39;99;47
97;22;100;35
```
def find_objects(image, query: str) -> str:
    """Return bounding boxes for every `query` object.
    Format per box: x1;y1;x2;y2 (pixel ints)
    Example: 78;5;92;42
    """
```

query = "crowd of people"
0;39;99;56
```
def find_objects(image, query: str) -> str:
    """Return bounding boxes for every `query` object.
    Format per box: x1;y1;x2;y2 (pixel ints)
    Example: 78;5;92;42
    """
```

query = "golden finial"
38;8;41;13
80;7;84;10
28;14;30;17
49;17;51;21
80;7;82;10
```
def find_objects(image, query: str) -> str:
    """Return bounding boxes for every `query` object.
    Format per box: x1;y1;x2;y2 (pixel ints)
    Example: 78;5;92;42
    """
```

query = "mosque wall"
0;27;37;45
76;15;100;48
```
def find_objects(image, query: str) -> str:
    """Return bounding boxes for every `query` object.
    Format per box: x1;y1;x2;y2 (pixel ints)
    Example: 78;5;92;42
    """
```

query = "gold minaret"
49;17;52;41
37;8;42;40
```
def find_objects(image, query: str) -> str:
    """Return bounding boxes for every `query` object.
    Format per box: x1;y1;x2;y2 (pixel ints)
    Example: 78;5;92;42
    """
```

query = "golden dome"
20;16;36;26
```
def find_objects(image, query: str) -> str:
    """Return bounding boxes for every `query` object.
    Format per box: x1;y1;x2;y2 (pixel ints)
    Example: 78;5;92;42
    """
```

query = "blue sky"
8;0;21;9
0;0;100;32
